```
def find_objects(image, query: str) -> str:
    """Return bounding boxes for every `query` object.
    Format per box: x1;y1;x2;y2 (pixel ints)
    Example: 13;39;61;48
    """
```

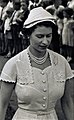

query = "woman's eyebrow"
36;32;52;35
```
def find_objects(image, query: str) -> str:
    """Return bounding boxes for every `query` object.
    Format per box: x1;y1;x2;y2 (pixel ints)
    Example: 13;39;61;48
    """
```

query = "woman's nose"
42;36;48;45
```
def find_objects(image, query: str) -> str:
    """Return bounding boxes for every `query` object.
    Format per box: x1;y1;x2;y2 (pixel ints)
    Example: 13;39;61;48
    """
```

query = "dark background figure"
0;0;9;54
11;0;29;56
56;6;64;54
4;7;14;58
40;0;53;9
49;24;60;54
10;0;21;56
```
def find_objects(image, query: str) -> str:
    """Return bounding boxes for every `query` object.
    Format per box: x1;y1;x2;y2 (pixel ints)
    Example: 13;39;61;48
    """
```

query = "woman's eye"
36;34;44;38
46;34;52;38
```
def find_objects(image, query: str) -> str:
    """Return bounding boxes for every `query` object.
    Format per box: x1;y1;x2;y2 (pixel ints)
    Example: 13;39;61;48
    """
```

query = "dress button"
43;96;46;100
43;88;47;92
42;80;46;83
41;71;44;75
42;104;46;107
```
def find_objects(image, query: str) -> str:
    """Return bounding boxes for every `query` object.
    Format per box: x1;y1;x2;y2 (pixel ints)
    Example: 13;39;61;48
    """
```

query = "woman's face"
29;25;52;53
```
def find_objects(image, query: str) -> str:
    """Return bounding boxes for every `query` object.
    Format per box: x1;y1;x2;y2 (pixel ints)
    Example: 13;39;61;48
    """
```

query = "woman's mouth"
39;45;47;49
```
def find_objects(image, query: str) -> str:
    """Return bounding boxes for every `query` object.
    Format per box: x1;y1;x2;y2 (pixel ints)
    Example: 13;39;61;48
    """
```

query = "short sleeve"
65;59;74;80
0;57;17;83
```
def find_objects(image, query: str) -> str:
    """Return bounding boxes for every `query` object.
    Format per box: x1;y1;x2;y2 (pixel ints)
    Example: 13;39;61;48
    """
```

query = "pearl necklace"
28;48;48;65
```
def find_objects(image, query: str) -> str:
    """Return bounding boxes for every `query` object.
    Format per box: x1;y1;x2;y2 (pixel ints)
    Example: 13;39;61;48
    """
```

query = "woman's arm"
61;78;74;120
0;81;15;120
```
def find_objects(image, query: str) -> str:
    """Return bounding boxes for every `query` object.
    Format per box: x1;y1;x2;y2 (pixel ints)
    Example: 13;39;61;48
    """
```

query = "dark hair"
2;0;9;2
20;0;29;6
63;7;73;17
56;10;64;19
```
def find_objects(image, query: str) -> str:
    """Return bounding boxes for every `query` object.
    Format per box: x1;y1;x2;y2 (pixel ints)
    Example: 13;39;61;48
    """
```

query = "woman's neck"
29;46;46;58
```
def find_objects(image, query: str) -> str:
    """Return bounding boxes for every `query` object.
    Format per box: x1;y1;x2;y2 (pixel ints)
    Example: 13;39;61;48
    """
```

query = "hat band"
24;19;55;28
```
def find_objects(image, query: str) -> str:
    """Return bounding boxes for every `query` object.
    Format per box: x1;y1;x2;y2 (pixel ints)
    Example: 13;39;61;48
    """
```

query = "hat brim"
24;19;56;28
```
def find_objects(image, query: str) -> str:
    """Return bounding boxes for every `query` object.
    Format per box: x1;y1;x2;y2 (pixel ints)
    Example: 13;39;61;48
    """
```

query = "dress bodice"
15;65;66;111
0;47;73;120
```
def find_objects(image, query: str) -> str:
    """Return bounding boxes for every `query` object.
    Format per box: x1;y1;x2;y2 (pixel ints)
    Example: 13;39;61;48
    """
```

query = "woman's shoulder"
0;49;27;76
47;49;67;64
48;49;74;80
5;49;28;66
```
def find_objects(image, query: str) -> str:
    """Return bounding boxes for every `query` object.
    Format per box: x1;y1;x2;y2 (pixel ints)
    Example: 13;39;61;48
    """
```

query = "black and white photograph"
0;0;74;120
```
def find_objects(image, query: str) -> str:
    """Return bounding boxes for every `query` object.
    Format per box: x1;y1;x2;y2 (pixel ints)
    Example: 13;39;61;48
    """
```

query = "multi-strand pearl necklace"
28;48;48;65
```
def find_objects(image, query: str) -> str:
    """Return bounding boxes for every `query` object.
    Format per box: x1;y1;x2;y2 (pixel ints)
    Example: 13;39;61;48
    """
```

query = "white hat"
24;7;56;28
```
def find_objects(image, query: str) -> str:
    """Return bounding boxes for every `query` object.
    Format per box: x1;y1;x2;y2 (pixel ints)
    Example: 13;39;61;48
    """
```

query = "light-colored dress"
62;19;74;46
0;47;74;120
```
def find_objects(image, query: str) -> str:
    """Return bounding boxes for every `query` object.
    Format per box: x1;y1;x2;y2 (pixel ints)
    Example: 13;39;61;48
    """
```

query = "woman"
0;7;74;120
62;7;74;62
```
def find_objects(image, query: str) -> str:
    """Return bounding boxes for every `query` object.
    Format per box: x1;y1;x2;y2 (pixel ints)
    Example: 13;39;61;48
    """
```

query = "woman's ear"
27;35;30;40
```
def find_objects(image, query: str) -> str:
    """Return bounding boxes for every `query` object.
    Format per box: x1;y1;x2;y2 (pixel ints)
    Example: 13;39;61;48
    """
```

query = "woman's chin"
37;48;47;53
